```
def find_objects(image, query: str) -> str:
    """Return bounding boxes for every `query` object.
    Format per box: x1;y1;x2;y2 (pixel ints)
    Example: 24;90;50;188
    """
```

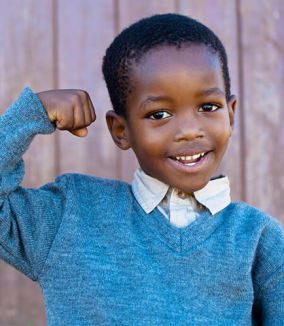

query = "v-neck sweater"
0;87;284;325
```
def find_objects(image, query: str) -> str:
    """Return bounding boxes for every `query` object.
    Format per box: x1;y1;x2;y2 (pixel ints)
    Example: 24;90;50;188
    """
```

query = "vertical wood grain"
0;0;57;185
57;0;119;179
240;0;284;222
117;0;176;183
178;0;242;202
0;0;55;324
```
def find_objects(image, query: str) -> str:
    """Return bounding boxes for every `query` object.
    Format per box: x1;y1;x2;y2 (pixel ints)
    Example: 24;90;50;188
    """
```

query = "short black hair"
102;13;231;117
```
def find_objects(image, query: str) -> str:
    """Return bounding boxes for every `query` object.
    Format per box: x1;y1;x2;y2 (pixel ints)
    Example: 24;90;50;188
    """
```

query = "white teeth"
175;152;205;161
184;162;197;166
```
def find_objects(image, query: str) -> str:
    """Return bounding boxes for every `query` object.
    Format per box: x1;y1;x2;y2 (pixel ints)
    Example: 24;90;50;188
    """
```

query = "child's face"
114;44;236;193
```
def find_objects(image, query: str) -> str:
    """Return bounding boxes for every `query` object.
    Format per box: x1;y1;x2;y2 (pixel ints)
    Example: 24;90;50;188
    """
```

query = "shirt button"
177;190;187;199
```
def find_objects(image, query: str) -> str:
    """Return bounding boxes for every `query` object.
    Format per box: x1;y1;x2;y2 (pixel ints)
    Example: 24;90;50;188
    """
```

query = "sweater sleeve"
252;218;284;325
0;87;68;281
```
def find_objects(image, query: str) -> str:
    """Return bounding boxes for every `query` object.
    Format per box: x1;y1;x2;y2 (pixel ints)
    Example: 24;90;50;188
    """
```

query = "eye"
198;104;221;112
148;110;171;120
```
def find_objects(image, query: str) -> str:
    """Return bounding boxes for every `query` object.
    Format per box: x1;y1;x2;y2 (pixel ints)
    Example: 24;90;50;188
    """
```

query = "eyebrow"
140;96;173;109
139;88;225;110
197;87;225;97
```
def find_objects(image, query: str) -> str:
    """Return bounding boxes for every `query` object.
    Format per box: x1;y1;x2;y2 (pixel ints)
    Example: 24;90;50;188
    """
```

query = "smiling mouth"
170;152;208;166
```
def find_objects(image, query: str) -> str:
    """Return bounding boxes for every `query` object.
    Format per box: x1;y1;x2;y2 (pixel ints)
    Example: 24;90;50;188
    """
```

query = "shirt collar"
131;168;231;215
131;168;169;214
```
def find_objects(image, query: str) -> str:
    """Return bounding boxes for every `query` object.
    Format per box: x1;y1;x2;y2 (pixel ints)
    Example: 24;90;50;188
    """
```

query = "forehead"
128;44;224;98
138;43;219;68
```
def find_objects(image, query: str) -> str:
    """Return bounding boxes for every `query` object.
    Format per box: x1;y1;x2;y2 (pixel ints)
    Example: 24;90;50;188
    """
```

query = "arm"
252;219;284;325
0;87;95;280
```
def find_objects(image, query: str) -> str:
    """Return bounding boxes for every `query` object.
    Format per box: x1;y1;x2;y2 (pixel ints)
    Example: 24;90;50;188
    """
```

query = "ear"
106;110;131;150
227;95;237;134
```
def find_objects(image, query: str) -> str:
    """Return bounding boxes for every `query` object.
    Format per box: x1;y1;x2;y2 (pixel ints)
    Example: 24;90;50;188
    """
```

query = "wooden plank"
117;0;176;183
57;0;119;180
240;0;284;223
118;0;177;30
0;0;57;187
0;263;19;325
178;0;242;202
0;0;56;325
0;263;46;326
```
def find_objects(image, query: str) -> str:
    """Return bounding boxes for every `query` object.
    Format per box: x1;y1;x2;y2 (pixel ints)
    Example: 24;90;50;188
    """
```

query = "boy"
0;13;283;325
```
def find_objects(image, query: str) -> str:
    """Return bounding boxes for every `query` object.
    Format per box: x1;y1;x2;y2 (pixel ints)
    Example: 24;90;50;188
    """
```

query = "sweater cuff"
10;87;56;134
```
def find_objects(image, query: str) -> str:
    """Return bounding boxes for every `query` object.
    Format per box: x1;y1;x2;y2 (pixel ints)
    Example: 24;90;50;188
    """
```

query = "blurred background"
0;0;283;324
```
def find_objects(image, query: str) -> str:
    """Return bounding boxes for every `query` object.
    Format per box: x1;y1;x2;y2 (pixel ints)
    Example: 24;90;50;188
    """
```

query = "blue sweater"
0;88;284;326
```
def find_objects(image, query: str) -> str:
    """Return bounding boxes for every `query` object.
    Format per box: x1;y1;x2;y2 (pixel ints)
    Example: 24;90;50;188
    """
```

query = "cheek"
214;128;232;154
210;115;232;141
131;135;168;170
134;127;167;150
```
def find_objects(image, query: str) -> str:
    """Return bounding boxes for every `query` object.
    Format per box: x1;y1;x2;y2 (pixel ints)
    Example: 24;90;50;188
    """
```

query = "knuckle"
73;94;81;105
81;90;90;99
74;89;89;101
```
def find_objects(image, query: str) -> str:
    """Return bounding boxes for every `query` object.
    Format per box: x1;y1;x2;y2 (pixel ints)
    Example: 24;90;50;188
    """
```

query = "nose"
173;113;205;142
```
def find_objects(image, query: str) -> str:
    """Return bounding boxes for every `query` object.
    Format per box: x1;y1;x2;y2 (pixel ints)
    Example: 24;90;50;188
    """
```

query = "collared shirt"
131;168;231;228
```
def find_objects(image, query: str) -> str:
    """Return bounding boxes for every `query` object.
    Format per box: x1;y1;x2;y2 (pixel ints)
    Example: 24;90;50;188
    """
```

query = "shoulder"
56;172;130;189
52;174;137;227
53;173;133;201
227;201;283;233
229;202;284;286
222;202;283;263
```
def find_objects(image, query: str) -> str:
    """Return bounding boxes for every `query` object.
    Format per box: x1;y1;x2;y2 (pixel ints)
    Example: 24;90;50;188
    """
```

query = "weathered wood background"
0;0;283;324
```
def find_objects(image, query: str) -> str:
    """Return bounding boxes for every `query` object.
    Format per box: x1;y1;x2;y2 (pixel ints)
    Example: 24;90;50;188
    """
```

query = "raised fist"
37;89;96;137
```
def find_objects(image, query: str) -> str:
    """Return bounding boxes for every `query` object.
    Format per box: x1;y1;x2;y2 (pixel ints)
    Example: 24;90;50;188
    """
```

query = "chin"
176;179;211;194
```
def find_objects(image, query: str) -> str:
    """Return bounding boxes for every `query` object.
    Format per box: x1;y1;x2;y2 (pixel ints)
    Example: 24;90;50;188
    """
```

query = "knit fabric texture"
0;88;284;325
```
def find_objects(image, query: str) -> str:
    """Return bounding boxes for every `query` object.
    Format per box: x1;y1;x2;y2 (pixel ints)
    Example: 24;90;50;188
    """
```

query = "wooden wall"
0;0;283;324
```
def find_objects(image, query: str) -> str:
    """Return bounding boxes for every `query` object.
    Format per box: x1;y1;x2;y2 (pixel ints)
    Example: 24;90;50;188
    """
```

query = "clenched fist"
37;89;96;137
